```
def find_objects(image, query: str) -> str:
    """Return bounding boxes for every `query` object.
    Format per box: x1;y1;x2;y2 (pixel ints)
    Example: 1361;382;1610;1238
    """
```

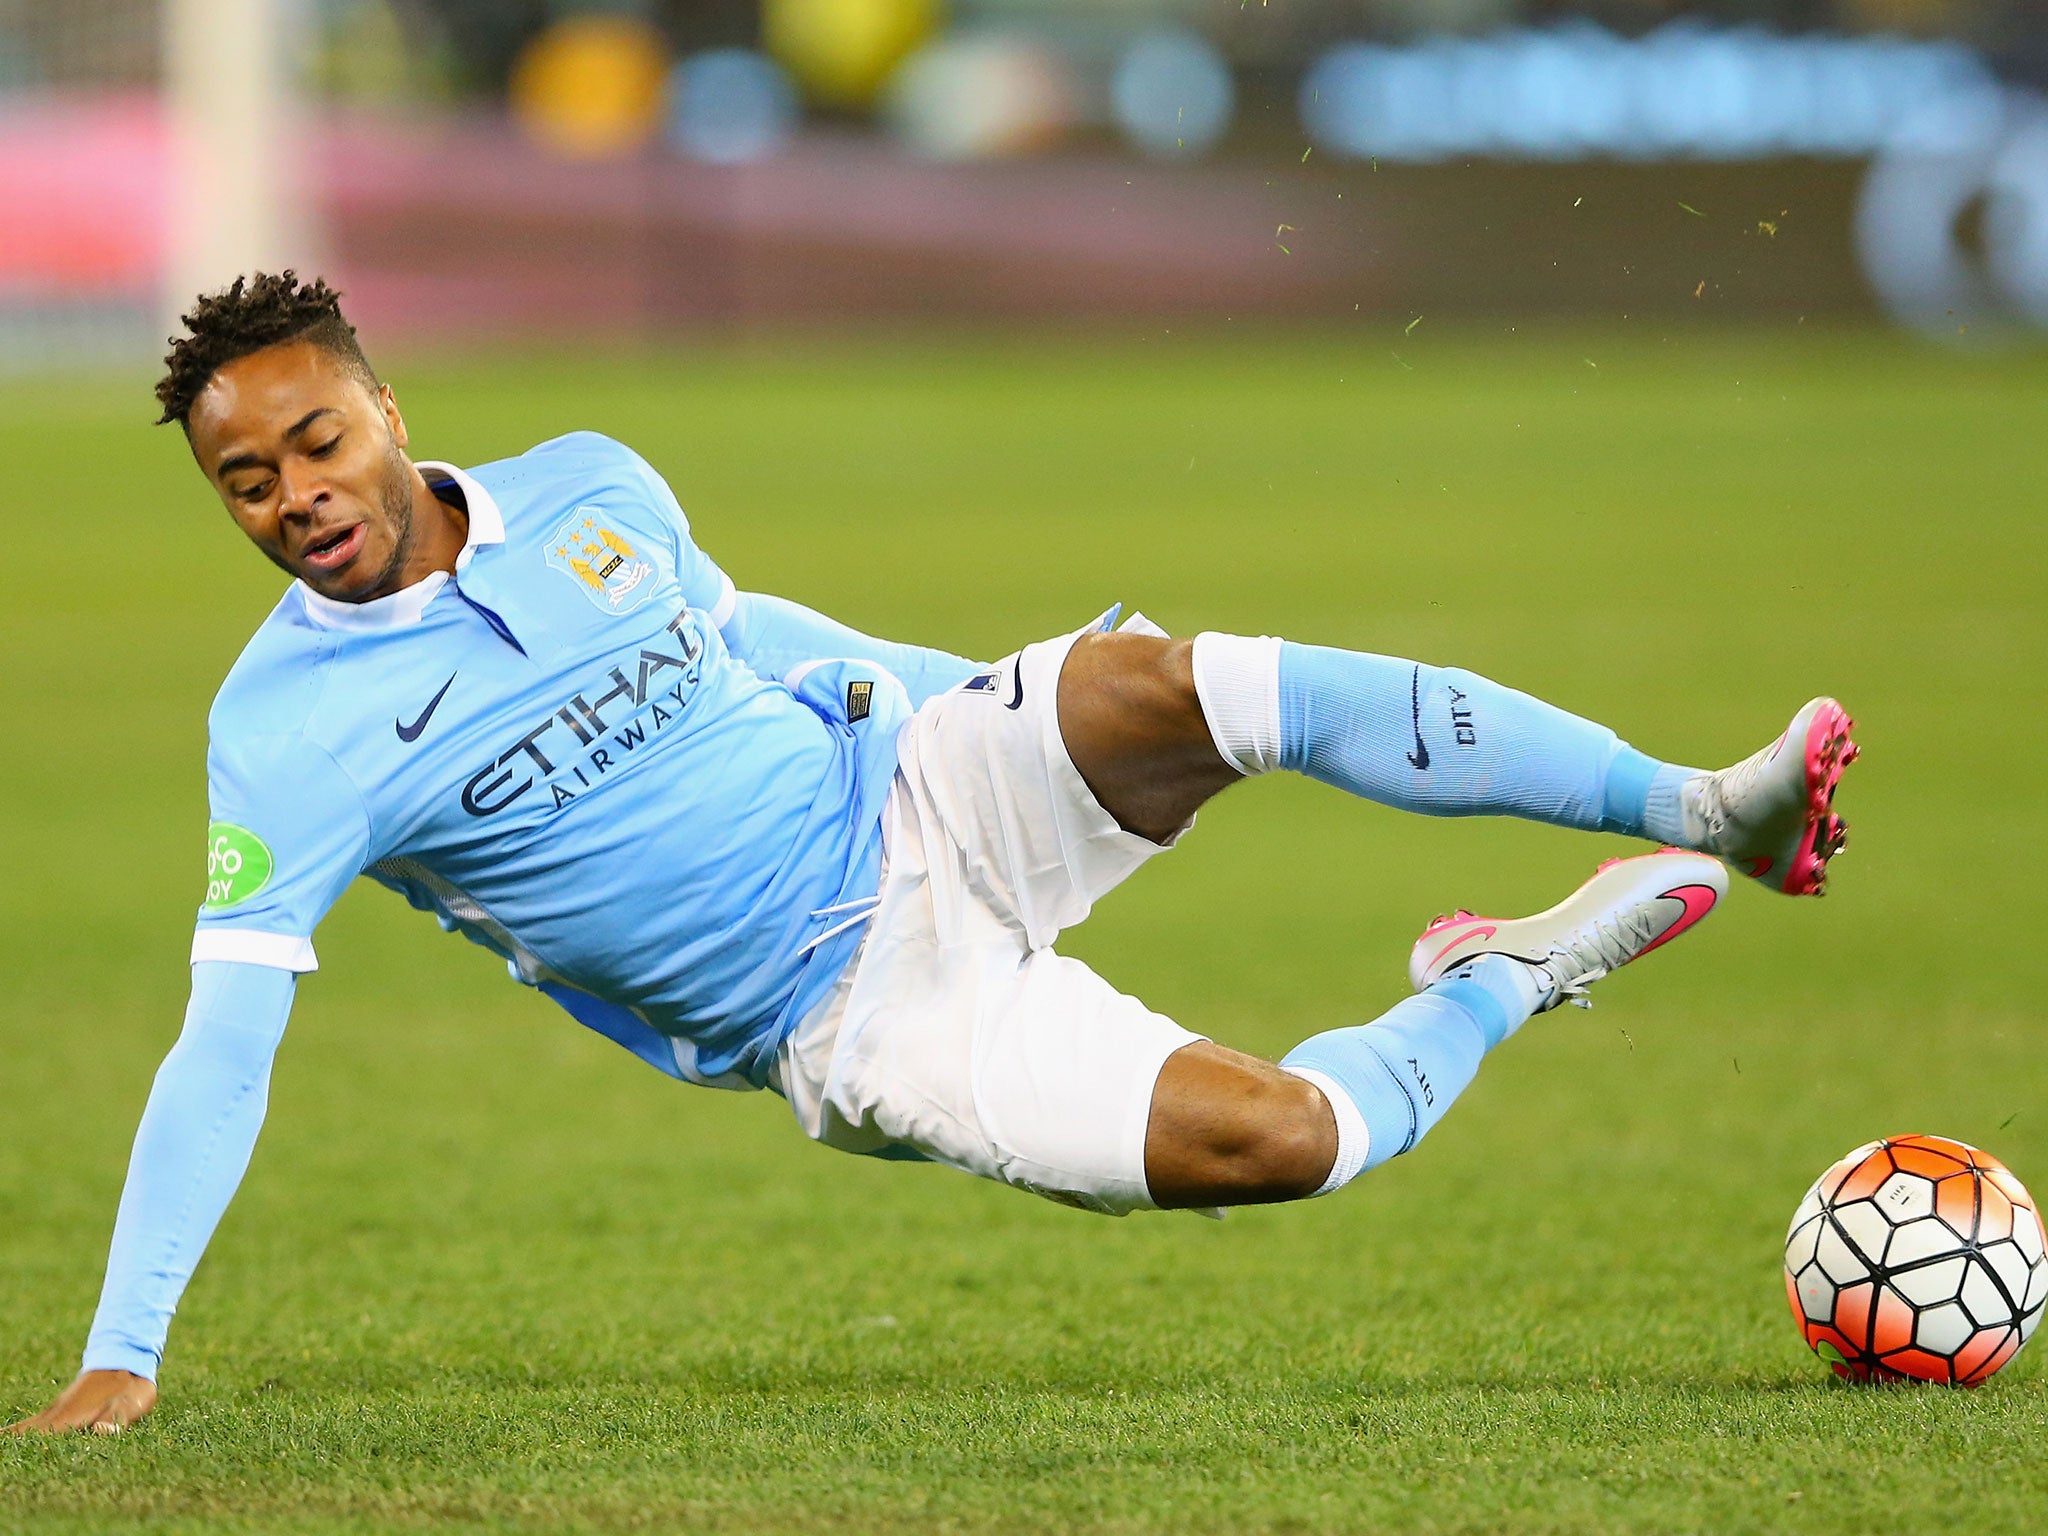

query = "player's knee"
1142;637;1202;726
1066;632;1201;729
1202;1069;1335;1202
1061;632;1235;845
1146;634;1199;703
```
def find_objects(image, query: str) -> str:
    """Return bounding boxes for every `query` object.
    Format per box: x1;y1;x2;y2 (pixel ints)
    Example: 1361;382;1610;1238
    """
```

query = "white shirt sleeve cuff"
708;572;738;631
190;929;319;972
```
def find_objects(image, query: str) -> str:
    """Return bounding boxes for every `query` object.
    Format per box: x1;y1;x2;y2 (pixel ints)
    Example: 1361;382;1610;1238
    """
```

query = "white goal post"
162;0;322;327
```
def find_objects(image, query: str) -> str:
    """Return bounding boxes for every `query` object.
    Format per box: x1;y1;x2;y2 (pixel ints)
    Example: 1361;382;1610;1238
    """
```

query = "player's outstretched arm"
9;961;297;1432
6;1370;156;1435
720;589;983;709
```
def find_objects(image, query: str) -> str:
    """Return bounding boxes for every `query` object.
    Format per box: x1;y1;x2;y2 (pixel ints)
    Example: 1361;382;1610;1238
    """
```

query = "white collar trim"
294;461;506;631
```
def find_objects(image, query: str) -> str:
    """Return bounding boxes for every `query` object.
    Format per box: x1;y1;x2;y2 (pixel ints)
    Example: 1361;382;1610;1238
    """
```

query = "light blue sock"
1190;634;1699;843
1281;954;1545;1193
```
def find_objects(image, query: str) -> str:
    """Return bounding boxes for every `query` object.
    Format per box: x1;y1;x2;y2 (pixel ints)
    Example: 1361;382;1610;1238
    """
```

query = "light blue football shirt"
81;433;986;1382
194;431;909;1087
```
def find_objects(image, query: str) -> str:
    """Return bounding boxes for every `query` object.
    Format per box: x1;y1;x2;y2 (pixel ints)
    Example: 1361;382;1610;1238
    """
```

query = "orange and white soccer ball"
1785;1135;2047;1385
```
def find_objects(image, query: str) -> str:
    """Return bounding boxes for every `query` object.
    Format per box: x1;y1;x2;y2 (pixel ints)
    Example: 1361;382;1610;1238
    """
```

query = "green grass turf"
3;327;2046;1534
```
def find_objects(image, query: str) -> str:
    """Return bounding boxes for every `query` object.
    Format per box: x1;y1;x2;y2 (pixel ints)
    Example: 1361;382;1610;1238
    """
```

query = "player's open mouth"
301;523;365;571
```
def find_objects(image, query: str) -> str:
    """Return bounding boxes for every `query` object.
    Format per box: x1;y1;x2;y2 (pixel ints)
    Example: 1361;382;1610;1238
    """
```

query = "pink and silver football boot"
1683;697;1858;896
1409;850;1729;1011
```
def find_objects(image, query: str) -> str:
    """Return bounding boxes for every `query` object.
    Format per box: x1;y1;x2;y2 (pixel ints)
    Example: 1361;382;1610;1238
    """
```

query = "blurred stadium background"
4;0;2048;369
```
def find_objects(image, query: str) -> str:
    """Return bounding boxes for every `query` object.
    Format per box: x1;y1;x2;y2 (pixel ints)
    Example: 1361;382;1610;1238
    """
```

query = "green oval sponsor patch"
204;823;274;909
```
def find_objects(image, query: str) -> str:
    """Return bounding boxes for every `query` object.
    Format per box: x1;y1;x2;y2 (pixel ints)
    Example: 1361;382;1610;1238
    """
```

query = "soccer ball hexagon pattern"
1784;1135;2047;1385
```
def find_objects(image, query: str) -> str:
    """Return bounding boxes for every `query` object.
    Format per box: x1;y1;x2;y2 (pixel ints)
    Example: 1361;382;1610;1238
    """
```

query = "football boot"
1409;850;1728;1011
1683;697;1858;895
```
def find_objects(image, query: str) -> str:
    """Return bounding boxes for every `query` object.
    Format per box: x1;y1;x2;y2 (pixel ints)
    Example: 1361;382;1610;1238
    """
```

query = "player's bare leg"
1143;1043;1340;1205
1052;632;1235;844
1138;853;1729;1207
1056;630;1854;891
1052;631;1749;1208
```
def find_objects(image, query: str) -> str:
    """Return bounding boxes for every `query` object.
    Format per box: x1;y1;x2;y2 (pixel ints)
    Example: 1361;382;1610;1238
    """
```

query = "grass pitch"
3;327;2046;1534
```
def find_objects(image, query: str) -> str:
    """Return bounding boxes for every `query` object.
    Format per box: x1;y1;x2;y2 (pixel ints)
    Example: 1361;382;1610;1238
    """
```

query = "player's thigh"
967;948;1207;1214
831;941;1206;1215
902;625;1182;951
1054;632;1239;846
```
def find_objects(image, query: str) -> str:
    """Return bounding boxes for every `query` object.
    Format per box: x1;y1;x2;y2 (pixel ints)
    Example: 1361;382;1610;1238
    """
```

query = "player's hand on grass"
6;1369;156;1434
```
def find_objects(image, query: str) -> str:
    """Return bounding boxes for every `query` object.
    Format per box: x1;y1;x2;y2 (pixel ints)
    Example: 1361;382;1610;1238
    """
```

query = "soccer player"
10;274;1856;1434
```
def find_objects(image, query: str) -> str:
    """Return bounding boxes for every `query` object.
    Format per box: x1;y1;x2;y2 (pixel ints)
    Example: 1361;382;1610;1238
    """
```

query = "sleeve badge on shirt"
204;822;275;909
546;506;657;614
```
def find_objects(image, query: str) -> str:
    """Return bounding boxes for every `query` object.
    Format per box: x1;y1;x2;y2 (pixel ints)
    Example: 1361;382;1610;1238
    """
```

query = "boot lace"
1540;905;1661;1008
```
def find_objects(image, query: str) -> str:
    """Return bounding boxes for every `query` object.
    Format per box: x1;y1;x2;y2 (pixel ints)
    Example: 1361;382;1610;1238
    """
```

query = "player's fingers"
4;1411;72;1434
6;1401;83;1433
12;1392;119;1434
6;1375;154;1434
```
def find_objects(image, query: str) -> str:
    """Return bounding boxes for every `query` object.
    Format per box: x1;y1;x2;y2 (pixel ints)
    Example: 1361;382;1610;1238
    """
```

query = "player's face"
187;340;423;603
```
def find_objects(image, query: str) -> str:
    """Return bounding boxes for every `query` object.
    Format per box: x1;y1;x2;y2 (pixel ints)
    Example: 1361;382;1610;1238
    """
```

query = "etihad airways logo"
462;609;703;817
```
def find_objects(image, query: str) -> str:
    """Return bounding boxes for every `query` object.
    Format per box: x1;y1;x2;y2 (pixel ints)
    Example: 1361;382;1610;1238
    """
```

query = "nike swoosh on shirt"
1405;664;1431;769
1004;664;1025;711
396;673;457;742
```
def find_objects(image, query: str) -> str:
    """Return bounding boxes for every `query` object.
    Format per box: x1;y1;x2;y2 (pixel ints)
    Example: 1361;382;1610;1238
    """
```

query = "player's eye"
236;478;274;503
308;436;342;458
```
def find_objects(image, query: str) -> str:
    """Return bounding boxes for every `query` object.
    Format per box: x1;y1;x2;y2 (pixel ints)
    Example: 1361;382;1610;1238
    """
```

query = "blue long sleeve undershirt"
82;591;980;1382
719;590;983;708
82;960;295;1380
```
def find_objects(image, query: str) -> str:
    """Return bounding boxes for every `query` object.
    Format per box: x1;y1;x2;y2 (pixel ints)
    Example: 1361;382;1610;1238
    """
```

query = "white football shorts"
771;616;1206;1215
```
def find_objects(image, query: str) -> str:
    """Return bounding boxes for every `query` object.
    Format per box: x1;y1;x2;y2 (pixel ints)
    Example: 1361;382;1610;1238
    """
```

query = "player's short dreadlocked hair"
155;271;378;428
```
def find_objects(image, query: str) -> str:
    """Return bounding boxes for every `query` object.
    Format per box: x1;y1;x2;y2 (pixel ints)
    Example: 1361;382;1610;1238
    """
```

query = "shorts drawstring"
797;894;882;957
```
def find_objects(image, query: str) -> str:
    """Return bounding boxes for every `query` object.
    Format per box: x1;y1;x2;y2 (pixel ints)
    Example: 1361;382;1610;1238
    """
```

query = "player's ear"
378;383;409;450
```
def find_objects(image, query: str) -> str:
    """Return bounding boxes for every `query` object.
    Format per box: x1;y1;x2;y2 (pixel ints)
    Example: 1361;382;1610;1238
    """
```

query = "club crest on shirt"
545;506;656;614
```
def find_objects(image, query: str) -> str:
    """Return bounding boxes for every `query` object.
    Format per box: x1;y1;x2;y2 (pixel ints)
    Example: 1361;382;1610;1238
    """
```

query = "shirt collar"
294;460;506;632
